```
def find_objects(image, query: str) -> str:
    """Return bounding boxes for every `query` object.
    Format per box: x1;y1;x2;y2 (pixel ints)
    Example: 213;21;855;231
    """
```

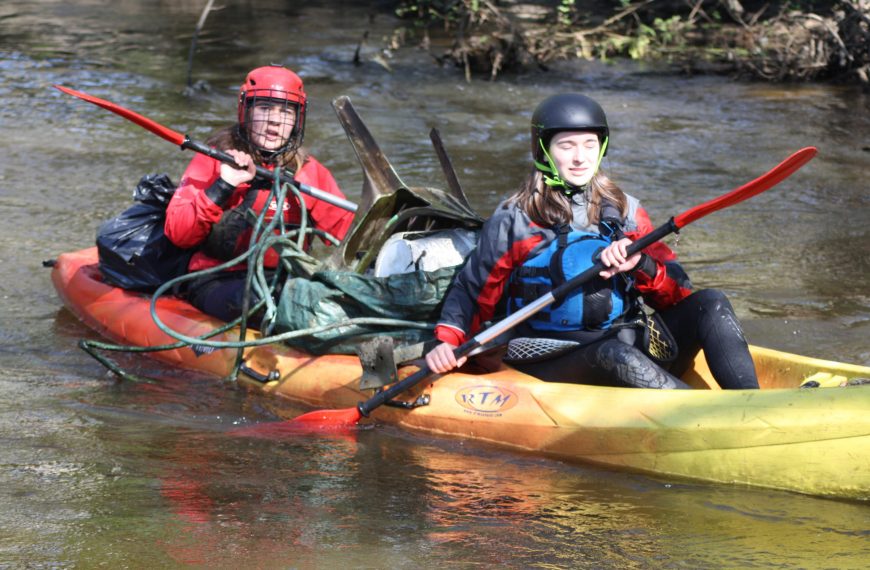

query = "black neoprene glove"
201;184;271;260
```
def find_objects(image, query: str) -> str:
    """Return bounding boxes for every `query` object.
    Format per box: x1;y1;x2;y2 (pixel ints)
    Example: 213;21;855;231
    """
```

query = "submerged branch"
186;0;217;91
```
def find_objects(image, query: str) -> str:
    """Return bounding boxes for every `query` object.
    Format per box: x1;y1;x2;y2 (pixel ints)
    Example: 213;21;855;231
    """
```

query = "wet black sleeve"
204;178;236;207
631;253;658;280
598;200;626;240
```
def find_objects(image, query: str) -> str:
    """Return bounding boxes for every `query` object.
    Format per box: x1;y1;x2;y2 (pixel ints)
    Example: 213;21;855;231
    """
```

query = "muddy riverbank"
384;0;870;85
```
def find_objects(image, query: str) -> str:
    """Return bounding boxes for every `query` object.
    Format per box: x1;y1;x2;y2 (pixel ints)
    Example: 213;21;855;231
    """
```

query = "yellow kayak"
52;247;870;500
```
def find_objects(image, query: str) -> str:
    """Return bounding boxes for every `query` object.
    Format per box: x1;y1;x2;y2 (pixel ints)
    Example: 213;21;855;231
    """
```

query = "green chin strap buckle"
534;144;570;193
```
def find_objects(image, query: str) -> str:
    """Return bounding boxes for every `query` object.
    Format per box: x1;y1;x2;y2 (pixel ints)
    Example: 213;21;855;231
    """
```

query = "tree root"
389;0;870;84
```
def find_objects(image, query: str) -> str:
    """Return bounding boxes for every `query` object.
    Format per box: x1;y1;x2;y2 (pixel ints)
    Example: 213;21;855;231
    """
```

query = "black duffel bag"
96;173;193;292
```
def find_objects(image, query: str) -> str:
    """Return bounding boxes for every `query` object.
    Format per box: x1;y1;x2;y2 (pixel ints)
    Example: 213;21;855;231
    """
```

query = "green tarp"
274;265;460;355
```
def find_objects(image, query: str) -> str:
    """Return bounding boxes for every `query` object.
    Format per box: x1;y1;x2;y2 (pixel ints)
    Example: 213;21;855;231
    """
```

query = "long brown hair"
206;126;308;172
510;169;628;228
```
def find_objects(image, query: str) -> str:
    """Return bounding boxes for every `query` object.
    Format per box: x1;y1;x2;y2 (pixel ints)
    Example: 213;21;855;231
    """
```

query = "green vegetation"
387;0;870;85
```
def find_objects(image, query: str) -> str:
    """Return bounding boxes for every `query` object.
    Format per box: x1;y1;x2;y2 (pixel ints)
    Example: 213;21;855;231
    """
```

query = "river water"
1;0;868;567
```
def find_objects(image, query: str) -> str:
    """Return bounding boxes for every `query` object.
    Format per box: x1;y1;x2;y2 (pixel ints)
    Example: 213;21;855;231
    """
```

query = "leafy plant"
557;0;574;26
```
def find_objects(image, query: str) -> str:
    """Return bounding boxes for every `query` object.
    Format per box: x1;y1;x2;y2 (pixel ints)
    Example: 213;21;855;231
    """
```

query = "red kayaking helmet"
237;65;307;158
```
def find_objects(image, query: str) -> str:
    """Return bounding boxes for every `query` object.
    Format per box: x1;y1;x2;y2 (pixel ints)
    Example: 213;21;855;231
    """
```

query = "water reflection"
83;420;867;568
157;430;361;566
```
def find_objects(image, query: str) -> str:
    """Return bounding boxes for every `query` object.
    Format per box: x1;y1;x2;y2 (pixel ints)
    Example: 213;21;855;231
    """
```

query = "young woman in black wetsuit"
424;93;759;390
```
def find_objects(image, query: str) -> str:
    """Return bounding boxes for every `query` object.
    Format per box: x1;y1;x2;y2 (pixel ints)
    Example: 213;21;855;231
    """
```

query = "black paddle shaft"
356;217;679;417
181;138;358;213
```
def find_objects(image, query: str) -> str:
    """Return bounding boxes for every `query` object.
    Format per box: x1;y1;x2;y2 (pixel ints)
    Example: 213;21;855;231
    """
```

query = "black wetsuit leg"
512;331;691;389
658;289;759;389
184;271;263;324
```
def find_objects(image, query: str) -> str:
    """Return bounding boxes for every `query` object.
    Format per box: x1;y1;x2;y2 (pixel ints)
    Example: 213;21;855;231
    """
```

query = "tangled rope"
82;168;432;382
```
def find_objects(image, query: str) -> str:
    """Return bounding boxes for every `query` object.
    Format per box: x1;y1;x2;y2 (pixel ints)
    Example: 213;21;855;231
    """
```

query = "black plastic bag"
96;173;193;292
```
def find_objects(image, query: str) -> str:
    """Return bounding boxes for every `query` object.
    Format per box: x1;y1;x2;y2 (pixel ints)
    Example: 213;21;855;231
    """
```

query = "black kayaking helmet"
531;93;609;195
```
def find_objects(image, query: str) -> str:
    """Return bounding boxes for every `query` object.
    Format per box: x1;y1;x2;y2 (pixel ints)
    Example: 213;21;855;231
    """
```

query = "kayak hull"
52;248;870;500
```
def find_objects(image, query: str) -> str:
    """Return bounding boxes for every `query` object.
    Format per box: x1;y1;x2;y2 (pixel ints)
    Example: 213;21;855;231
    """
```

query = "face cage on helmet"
240;94;306;159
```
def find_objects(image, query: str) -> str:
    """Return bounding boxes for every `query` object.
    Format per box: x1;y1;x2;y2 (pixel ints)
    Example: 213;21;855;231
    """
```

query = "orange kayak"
52;247;870;500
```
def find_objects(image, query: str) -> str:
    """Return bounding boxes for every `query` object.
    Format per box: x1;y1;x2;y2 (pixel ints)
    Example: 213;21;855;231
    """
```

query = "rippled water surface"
1;0;868;567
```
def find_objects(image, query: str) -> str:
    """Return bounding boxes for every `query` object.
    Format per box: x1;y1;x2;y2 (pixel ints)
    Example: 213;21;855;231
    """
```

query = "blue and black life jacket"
507;227;630;332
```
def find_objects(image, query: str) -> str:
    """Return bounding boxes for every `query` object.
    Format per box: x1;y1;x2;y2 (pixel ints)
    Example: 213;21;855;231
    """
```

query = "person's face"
248;100;297;150
548;131;601;187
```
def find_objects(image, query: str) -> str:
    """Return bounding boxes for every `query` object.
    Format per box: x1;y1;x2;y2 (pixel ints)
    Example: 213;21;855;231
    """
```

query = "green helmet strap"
534;136;609;197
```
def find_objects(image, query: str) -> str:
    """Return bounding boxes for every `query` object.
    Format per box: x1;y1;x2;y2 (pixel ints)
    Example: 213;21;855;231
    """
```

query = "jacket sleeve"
164;154;231;248
625;205;692;311
435;203;543;345
295;156;354;243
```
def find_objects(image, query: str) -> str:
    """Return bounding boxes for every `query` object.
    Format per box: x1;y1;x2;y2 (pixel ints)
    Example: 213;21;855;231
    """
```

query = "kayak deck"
52;248;870;500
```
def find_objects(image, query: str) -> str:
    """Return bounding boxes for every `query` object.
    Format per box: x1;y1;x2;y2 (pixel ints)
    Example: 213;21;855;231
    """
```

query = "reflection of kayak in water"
52;246;870;500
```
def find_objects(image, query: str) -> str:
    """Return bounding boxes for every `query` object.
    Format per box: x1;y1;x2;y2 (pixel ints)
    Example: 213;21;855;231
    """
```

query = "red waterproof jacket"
434;194;692;346
165;153;353;272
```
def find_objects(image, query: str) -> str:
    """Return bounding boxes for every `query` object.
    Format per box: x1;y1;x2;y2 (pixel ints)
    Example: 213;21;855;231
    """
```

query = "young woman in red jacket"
425;93;759;390
165;65;353;323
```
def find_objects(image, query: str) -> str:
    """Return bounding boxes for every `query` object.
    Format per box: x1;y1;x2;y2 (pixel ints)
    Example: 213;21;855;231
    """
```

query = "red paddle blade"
54;84;187;146
229;420;360;441
227;407;364;437
674;147;817;229
287;406;364;427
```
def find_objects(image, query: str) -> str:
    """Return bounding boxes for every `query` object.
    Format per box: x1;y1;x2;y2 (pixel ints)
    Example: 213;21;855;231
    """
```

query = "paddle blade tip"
795;146;818;162
288;407;363;427
227;407;364;439
229;419;360;440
